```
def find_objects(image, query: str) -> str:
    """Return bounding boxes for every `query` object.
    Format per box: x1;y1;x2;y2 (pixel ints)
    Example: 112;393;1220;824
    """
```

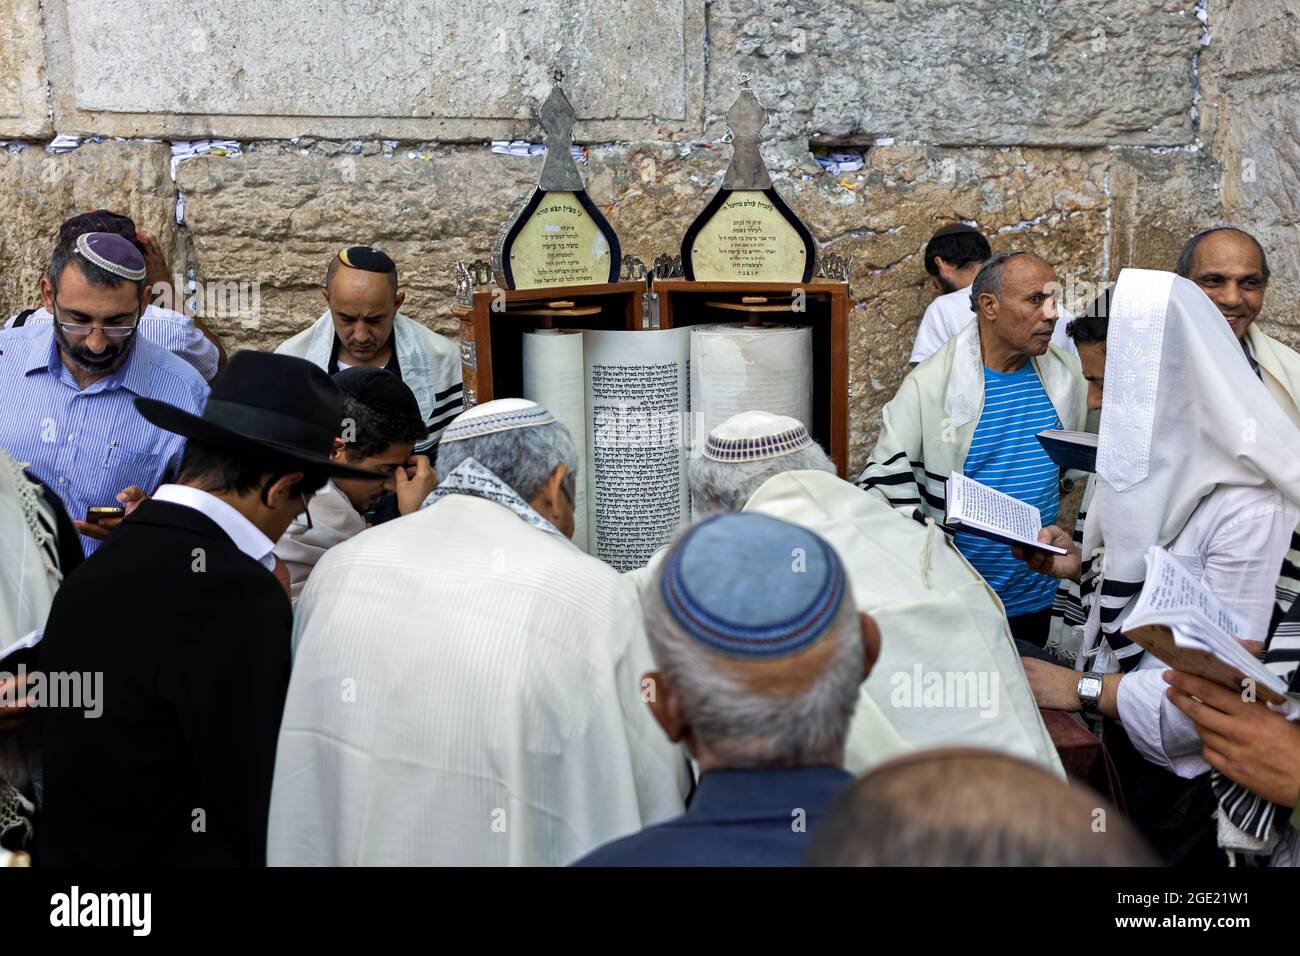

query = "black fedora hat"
135;351;385;480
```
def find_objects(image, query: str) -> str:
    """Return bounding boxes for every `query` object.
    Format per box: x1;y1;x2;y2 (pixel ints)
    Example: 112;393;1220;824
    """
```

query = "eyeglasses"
298;492;315;531
51;298;140;339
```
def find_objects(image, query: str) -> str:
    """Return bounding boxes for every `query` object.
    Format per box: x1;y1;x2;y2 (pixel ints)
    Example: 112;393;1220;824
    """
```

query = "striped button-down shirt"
0;323;209;554
7;304;220;382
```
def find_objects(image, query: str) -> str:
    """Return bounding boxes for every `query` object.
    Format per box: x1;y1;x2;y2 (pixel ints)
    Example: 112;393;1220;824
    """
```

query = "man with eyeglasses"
0;232;208;553
5;209;225;381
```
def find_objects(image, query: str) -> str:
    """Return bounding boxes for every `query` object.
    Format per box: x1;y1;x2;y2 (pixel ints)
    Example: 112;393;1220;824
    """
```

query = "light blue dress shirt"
0;323;209;553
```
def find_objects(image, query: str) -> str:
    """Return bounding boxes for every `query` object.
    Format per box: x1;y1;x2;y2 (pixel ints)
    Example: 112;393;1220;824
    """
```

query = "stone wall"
2;0;1297;471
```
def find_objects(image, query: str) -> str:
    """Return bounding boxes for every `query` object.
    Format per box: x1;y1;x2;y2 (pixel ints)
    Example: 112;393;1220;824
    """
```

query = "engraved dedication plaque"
687;191;808;281
681;76;816;283
505;191;612;288
492;82;621;290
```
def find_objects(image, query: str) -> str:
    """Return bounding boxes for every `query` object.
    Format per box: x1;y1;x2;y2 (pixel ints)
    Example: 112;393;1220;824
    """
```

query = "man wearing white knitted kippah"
269;398;691;866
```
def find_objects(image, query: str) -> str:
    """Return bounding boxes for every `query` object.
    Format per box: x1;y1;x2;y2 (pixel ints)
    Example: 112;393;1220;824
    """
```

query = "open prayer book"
1036;429;1098;473
1122;546;1291;706
943;473;1067;555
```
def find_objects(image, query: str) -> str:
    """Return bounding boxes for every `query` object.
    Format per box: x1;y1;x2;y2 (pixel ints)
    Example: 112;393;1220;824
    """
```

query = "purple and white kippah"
74;232;146;282
441;398;556;444
659;512;848;660
704;410;814;463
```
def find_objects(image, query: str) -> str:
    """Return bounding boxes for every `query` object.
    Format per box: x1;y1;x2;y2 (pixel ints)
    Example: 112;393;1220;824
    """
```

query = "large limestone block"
0;0;51;137
705;0;1202;147
45;0;706;141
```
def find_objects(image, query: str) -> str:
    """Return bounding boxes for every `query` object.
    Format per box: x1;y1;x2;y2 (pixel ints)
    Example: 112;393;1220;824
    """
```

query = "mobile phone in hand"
85;505;125;524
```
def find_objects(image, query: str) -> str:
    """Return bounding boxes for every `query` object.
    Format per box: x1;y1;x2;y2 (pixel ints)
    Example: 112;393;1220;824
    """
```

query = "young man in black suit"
36;351;381;865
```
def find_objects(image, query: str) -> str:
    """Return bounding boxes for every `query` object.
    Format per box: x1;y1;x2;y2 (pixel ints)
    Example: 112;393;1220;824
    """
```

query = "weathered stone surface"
1202;0;1300;351
178;140;1121;471
5;0;1300;476
176;145;544;351
1107;146;1223;276
705;0;1202;148
0;0;52;137
0;142;178;318
810;146;1111;470
45;0;707;141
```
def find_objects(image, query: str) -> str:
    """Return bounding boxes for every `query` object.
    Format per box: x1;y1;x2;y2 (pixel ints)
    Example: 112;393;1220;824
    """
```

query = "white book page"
947;473;1043;541
1129;547;1249;639
1128;547;1285;693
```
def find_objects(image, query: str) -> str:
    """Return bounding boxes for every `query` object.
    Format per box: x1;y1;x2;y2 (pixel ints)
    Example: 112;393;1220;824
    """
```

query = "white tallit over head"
1081;268;1300;669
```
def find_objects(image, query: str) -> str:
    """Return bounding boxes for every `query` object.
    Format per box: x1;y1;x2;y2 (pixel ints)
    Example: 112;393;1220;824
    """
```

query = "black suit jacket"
37;499;292;866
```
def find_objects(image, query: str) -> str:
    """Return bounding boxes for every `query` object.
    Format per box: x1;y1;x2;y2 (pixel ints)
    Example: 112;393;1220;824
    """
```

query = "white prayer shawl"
743;470;1063;776
267;493;691;866
276;310;463;451
0;451;62;651
1247;324;1300;426
1077;271;1300;863
857;317;1087;522
1079;271;1300;673
273;480;366;605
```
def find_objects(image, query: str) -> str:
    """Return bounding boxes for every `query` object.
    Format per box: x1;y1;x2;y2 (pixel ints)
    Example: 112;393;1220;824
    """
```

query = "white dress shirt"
152;483;277;572
910;285;1077;364
1110;484;1300;775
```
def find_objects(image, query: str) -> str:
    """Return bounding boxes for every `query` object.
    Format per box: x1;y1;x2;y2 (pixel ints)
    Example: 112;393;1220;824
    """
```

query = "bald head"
1176;228;1269;340
805;748;1155;866
321;252;405;366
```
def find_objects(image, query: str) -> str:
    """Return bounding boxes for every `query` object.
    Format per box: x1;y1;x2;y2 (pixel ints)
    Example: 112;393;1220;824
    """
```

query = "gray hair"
1175;226;1271;281
689;442;836;515
968;250;1027;316
643;563;865;768
435;420;578;501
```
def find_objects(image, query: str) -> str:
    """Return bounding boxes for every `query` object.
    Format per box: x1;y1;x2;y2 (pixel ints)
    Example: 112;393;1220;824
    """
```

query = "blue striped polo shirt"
954;363;1061;616
0;323;209;554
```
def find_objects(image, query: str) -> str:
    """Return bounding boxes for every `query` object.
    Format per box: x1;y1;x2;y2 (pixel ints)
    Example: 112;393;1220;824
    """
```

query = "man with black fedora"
36;351;382;866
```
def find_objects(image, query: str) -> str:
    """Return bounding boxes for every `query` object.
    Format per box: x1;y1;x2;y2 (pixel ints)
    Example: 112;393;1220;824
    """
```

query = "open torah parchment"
524;328;690;568
943;473;1067;555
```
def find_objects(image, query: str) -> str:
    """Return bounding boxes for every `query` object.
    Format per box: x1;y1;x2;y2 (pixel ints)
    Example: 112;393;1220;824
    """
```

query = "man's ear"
643;670;688;743
393;290;406;313
329;437;347;463
858;611;881;680
320;286;330;307
977;291;998;321
266;471;306;508
530;463;568;523
39;276;54;312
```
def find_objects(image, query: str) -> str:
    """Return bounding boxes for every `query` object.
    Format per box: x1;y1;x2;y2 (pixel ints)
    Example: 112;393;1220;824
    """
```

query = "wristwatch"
1077;672;1104;715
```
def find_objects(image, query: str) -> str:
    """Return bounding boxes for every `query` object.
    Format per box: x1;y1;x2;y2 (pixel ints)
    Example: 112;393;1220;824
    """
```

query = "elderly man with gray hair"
268;398;691;866
575;511;875;866
680;410;1062;776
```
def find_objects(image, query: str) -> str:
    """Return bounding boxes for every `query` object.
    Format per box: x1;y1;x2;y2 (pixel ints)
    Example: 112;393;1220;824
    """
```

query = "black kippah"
333;366;428;436
337;245;396;274
931;222;980;238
